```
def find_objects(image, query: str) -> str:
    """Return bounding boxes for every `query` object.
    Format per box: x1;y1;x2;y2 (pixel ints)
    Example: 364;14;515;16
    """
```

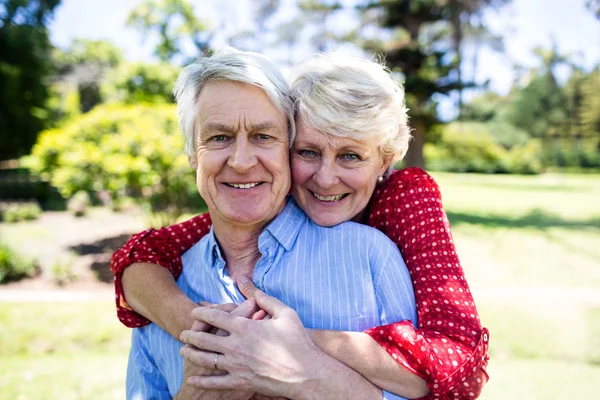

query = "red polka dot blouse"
110;167;490;399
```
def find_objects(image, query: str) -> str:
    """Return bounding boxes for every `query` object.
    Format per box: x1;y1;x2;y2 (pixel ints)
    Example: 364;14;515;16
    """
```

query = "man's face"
192;81;291;230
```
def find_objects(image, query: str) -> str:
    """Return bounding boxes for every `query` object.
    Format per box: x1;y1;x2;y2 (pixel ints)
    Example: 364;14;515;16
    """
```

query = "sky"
48;0;600;117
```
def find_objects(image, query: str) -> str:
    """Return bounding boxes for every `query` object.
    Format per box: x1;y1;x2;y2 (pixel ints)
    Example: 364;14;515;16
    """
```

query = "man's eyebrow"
250;121;285;133
202;122;236;134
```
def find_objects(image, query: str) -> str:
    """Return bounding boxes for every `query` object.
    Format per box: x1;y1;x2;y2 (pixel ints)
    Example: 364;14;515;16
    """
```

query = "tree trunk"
404;119;426;169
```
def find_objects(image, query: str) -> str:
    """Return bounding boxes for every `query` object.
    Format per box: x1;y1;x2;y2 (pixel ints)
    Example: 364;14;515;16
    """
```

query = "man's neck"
212;222;264;282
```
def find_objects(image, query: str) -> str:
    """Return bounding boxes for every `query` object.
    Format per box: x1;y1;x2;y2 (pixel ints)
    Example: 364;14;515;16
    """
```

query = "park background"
1;0;599;398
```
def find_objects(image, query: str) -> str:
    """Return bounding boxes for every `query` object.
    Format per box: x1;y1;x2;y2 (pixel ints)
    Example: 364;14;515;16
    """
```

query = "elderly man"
125;48;417;400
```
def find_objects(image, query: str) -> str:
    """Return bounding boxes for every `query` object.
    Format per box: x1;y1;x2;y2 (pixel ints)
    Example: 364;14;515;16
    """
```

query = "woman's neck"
213;223;263;281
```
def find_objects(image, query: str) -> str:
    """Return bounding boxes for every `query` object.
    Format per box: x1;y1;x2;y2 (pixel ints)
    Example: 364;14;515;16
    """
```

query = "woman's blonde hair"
290;52;411;164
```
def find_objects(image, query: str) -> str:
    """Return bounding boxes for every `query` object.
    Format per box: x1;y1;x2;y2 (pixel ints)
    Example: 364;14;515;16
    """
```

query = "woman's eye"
340;153;360;161
298;149;318;158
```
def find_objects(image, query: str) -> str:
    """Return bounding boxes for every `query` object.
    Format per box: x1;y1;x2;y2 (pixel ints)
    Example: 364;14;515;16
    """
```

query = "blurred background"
0;0;599;399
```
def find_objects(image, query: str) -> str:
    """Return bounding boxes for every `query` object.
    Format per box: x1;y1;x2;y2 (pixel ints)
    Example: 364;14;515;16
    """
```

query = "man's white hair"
173;48;295;159
290;52;411;164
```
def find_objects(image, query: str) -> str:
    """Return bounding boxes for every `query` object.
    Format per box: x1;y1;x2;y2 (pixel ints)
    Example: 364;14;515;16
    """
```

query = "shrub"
0;241;38;283
67;190;91;217
425;121;544;174
0;202;42;223
425;122;508;173
26;103;204;225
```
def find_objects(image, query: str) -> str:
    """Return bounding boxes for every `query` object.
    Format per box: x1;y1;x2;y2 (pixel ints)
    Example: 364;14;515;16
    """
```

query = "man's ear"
188;155;198;170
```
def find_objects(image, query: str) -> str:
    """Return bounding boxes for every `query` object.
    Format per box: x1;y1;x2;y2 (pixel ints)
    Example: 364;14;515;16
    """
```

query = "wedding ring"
214;353;220;370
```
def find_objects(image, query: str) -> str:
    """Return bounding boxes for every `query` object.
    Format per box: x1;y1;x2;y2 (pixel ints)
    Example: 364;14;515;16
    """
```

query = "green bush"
425;121;544;174
0;241;37;283
67;190;91;217
26;103;204;225
0;201;42;223
425;122;508;173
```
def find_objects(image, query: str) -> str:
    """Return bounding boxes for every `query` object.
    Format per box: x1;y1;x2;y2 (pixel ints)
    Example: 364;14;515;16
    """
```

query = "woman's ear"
379;157;393;176
188;155;198;170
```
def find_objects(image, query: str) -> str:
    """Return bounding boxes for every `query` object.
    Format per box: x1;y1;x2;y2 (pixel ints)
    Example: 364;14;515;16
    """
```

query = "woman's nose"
313;160;339;188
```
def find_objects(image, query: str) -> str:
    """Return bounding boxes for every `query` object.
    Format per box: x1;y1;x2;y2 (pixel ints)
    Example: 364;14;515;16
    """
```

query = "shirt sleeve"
126;328;172;400
365;168;490;398
110;213;212;328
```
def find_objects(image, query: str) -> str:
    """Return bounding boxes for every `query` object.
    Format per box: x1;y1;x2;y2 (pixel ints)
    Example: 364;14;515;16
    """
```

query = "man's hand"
179;288;328;399
175;299;261;400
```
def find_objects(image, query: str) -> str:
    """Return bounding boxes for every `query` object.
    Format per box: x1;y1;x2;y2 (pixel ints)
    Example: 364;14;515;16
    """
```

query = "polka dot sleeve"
109;212;212;327
364;168;490;398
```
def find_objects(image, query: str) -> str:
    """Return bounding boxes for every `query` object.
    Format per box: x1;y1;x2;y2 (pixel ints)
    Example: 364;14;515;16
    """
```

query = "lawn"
1;172;599;399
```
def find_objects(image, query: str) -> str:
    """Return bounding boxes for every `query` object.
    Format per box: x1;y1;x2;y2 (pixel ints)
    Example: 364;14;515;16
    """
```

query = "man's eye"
298;149;318;158
340;153;360;161
210;135;227;142
256;134;272;141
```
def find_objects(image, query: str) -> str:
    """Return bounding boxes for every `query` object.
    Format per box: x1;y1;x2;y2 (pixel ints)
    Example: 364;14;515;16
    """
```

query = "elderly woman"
112;53;489;399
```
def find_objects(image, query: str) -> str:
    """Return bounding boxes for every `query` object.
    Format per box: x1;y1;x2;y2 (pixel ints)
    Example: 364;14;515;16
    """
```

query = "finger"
180;329;227;354
191;319;213;333
237;275;260;299
251;309;267;320
191;306;243;333
252;289;291;319
213;303;238;313
198;301;213;307
180;345;224;370
230;298;258;319
187;373;244;391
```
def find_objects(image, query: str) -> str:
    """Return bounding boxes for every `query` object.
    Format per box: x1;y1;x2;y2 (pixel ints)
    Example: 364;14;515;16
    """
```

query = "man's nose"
313;159;339;188
227;137;257;172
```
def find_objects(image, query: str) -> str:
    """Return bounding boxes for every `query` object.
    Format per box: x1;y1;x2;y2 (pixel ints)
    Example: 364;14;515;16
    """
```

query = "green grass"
0;302;130;356
1;172;599;399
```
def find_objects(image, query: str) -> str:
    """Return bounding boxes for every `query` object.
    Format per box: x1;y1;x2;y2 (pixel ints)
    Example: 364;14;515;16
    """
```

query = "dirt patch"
0;207;148;294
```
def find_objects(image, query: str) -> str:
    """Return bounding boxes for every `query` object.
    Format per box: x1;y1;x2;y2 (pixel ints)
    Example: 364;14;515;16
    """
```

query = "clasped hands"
178;277;321;400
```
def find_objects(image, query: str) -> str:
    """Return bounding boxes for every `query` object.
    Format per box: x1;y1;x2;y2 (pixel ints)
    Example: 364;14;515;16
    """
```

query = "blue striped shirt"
127;197;417;400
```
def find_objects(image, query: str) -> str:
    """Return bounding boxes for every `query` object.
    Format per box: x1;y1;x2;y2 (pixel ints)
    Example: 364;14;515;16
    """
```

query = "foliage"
50;253;76;286
126;0;212;62
363;0;511;168
103;62;180;104
0;240;37;283
26;103;204;224
424;121;542;174
66;190;91;217
48;39;125;123
0;0;61;160
0;201;42;223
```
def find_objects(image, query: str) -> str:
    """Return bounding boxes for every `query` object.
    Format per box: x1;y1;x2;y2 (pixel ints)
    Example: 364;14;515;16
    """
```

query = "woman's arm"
121;263;198;338
236;277;428;399
308;330;429;399
365;167;490;398
110;212;212;331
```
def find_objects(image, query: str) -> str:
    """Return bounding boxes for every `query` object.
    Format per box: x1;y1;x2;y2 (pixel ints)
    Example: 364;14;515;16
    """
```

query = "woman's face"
291;118;390;227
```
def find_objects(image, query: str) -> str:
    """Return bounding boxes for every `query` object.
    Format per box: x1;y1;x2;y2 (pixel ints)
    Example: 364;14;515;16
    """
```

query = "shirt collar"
207;196;306;266
262;196;306;252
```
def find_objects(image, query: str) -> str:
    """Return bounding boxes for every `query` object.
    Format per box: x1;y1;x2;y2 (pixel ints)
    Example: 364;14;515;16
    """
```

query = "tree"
0;0;61;160
50;38;124;120
126;0;212;62
363;0;510;168
103;62;180;104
